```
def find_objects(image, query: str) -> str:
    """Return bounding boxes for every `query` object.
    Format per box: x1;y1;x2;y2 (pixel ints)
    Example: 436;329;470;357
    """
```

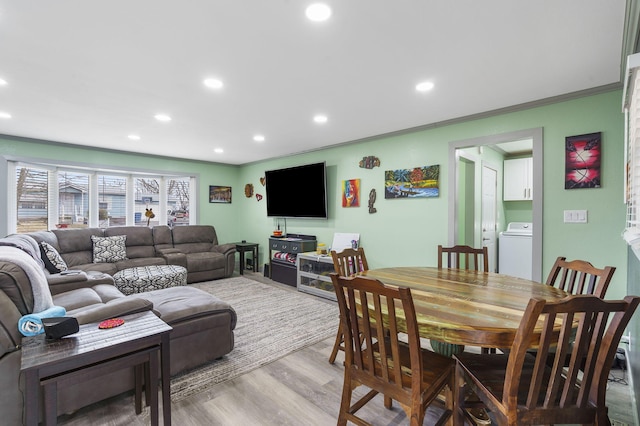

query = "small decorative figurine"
359;156;380;169
145;208;155;226
368;189;377;214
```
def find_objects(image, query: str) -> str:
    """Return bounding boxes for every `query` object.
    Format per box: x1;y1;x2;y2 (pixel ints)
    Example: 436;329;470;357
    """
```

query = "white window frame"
4;157;198;234
623;52;640;253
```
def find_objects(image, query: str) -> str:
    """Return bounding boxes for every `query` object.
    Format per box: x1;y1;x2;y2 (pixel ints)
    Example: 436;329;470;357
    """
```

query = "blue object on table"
18;306;67;336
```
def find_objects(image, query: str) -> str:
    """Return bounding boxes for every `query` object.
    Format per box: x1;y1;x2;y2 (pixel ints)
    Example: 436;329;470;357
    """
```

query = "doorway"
448;128;543;281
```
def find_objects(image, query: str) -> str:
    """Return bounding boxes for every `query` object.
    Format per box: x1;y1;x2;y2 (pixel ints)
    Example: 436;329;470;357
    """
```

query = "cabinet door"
503;158;532;201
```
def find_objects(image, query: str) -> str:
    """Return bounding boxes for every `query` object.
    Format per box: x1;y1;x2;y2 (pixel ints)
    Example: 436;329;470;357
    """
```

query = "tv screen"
265;162;328;219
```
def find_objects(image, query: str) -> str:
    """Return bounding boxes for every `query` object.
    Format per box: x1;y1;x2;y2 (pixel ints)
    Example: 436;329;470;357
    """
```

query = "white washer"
498;222;533;280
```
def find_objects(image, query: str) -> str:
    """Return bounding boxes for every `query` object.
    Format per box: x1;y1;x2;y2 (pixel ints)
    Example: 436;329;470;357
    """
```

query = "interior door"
481;165;497;272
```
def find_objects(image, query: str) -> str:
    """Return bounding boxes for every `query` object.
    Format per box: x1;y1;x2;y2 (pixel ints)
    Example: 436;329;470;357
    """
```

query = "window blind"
623;53;640;247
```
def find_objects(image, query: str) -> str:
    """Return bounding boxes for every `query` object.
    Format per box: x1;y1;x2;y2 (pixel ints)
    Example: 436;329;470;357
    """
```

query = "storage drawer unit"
271;259;297;287
297;252;336;300
269;237;316;254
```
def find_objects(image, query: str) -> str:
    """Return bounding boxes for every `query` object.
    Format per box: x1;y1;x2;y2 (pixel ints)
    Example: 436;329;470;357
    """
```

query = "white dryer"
498;222;533;280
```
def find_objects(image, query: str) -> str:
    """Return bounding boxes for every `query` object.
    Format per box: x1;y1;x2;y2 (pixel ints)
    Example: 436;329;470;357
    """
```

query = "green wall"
238;89;627;300
0;89;628;299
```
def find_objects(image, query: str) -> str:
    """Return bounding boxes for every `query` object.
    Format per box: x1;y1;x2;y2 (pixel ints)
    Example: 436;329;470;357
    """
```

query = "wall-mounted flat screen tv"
265;162;328;219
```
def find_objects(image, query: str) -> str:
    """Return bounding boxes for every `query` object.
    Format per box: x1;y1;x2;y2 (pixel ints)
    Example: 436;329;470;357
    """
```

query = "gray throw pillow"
91;235;128;263
39;242;68;273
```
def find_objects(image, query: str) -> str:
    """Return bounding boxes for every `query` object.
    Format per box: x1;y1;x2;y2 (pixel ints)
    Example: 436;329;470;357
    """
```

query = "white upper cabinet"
503;157;533;201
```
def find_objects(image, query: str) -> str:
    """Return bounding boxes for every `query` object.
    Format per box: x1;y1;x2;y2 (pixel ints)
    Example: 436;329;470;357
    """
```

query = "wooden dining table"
360;267;570;355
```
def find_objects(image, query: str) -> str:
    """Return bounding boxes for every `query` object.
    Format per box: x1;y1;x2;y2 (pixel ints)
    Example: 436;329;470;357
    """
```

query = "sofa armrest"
157;248;187;269
47;271;115;295
212;243;237;256
72;297;154;325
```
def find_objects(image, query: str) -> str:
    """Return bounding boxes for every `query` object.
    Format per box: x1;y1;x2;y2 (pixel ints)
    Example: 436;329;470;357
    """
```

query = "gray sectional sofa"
31;224;236;285
0;225;238;425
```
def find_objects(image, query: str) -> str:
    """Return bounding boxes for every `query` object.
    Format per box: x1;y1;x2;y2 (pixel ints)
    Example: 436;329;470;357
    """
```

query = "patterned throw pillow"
91;235;128;263
39;242;68;273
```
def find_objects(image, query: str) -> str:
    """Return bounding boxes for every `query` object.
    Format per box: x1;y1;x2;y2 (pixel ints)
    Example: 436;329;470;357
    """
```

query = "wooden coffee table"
21;311;172;426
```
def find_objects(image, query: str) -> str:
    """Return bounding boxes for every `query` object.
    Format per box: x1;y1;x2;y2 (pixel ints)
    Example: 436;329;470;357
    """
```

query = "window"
623;53;640;250
58;171;89;228
98;175;127;227
10;161;195;234
16;166;48;233
135;178;160;226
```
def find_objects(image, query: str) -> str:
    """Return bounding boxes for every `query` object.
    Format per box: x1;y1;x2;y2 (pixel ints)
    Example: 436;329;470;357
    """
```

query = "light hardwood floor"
56;272;636;426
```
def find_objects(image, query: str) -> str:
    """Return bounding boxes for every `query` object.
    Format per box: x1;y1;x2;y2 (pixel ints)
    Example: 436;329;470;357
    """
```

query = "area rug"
169;276;339;401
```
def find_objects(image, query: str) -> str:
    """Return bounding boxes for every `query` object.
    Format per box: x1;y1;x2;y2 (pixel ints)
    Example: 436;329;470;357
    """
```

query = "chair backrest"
330;247;369;277
437;244;488;272
502;294;639;423
545;256;615;298
330;273;424;394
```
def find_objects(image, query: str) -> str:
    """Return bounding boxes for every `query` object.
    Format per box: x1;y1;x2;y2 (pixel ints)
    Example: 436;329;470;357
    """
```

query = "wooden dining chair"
328;247;369;364
545;256;615;298
330;273;455;426
331;247;369;278
438;244;493;357
438;245;489;272
453;294;640;426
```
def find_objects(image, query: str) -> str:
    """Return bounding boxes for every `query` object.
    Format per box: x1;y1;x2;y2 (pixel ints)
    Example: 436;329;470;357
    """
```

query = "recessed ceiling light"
416;81;435;92
313;114;328;124
0;78;7;86
253;135;265;142
0;111;12;119
306;3;332;22
128;134;141;141
204;78;224;89
214;148;224;154
154;114;172;122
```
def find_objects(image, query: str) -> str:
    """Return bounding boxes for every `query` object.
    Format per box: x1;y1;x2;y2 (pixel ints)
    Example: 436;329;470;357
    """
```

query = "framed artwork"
565;132;601;189
342;179;360;207
384;165;440;199
209;185;232;203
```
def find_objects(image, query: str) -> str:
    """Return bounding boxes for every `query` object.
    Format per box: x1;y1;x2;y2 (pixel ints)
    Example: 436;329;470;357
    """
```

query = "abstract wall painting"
342;179;361;207
565;132;601;189
384;165;440;199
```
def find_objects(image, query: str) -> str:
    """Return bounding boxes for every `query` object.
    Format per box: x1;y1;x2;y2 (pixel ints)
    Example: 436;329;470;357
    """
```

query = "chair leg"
454;365;467;425
384;395;392;409
329;324;344;364
337;375;354;426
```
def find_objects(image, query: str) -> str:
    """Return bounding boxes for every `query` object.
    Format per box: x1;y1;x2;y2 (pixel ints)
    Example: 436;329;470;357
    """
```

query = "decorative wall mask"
368;189;377;214
244;183;254;198
359;156;380;169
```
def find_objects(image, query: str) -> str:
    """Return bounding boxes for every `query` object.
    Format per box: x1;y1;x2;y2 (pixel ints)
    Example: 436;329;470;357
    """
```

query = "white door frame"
448;128;543;282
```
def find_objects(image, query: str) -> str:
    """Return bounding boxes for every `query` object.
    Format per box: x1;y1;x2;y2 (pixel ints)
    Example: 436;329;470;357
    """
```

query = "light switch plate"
563;210;588;223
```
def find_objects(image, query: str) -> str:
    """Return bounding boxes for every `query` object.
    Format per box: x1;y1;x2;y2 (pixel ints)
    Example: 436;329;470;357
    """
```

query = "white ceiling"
0;1;630;165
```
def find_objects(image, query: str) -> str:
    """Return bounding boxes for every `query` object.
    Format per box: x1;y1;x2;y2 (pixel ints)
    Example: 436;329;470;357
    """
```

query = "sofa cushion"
171;225;218;254
53;287;105;311
53;228;104;267
186;252;226;272
131;286;237;326
39;242;68;273
105;226;156;259
91;235;128;263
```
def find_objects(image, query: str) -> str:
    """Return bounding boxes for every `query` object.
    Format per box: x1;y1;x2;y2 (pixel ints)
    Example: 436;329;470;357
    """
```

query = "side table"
21;311;172;426
233;242;258;275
